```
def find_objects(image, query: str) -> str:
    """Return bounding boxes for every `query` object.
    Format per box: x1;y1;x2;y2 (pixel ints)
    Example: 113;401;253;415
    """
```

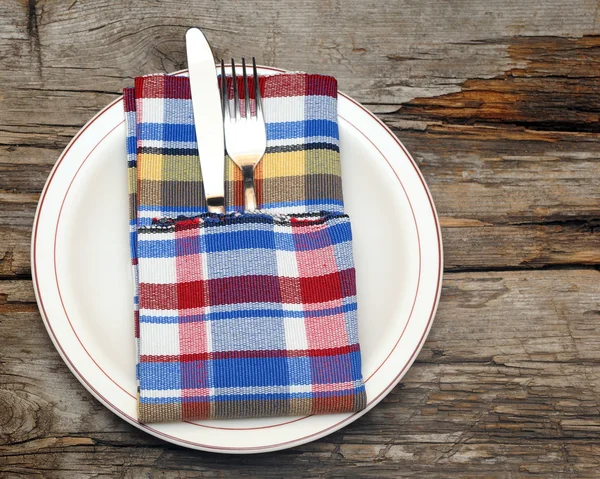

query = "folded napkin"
124;73;366;423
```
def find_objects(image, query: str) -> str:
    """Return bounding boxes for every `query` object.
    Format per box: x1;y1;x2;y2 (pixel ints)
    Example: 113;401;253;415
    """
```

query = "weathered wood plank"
1;440;599;478
1;0;596;103
1;2;599;134
396;36;600;132
399;129;600;224
425;270;600;363
4;219;599;278
3;124;600;220
3;135;599;276
443;224;600;269
1;270;599;477
4;213;599;278
3;124;600;223
3;268;598;367
1;120;600;277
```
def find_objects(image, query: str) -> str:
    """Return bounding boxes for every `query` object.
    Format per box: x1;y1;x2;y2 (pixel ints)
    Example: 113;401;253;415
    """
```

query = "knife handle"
206;196;225;214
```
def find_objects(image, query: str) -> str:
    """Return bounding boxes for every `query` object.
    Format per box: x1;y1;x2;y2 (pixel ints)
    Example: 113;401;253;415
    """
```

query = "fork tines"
219;57;267;211
220;57;262;120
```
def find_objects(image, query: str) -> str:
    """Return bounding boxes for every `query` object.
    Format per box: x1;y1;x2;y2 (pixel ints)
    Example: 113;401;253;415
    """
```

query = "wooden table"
2;1;599;476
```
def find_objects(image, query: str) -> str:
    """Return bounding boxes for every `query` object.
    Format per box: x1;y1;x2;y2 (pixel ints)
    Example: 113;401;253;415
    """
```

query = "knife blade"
185;28;225;214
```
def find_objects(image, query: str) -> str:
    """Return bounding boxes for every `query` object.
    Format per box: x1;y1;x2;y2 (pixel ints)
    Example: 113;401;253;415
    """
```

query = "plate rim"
31;66;443;453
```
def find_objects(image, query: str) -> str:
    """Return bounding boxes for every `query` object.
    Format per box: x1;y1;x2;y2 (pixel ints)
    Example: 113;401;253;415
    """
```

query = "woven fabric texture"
125;72;366;423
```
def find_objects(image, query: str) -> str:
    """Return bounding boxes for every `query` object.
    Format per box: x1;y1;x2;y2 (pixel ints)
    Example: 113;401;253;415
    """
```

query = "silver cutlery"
221;58;267;211
185;28;226;214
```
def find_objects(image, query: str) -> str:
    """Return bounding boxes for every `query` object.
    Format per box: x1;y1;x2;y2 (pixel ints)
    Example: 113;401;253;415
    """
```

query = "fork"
221;57;267;211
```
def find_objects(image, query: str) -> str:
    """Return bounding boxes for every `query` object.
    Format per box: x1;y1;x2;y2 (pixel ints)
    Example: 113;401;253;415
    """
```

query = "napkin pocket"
136;211;366;423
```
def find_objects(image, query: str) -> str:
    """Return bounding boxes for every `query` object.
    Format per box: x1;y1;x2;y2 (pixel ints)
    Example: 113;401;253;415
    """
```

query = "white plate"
32;66;443;453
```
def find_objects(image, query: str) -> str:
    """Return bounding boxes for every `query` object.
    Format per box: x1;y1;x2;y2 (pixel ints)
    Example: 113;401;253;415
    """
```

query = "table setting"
30;27;442;452
3;0;599;475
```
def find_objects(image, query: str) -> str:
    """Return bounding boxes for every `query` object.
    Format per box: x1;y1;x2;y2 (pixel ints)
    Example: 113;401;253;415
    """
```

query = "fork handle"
242;165;258;211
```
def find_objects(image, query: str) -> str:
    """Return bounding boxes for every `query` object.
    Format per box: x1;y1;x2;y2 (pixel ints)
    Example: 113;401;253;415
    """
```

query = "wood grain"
1;0;599;476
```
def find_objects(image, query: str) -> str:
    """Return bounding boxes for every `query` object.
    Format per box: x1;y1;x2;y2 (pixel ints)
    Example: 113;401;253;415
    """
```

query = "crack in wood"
445;264;600;273
26;0;42;77
395;35;600;134
13;87;120;96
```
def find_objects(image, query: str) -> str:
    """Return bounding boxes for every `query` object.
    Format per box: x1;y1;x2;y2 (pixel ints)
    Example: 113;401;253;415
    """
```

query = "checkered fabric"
124;73;366;423
127;73;343;226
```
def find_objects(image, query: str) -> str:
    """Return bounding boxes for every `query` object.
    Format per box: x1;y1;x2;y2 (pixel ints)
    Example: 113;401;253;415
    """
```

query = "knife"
185;28;225;214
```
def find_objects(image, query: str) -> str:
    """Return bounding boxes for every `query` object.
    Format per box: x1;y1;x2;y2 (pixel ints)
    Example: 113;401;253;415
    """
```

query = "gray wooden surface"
1;0;600;477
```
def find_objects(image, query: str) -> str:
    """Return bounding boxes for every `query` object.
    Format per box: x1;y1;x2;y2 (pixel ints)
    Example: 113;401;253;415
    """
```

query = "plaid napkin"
124;73;366;423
